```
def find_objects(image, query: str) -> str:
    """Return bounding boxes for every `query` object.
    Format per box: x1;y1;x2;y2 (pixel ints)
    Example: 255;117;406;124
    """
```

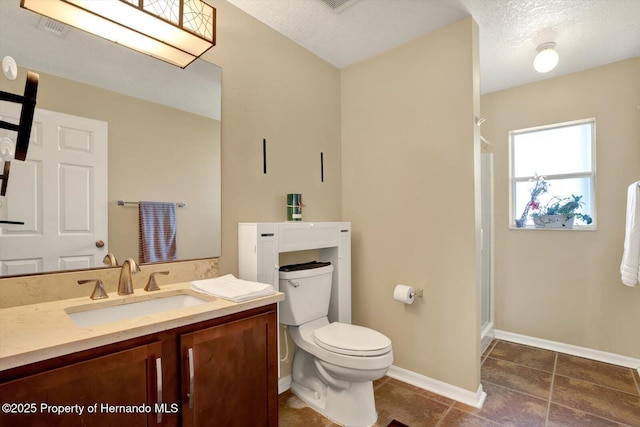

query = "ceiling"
2;0;637;102
226;0;640;94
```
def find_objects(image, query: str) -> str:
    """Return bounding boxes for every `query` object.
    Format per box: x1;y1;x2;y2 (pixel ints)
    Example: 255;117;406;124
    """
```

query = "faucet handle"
78;279;108;300
145;271;169;292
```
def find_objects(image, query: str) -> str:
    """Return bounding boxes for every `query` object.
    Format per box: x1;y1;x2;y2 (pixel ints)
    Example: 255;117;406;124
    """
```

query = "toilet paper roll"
393;284;415;304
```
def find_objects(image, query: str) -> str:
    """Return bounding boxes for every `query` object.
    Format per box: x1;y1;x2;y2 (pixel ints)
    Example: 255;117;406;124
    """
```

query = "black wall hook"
0;71;39;161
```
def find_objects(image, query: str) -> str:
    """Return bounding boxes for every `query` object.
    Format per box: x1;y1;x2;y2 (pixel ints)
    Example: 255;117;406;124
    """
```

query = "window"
510;119;596;228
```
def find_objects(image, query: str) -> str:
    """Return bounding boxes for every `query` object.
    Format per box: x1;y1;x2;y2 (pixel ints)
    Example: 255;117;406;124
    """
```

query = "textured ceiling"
227;0;640;93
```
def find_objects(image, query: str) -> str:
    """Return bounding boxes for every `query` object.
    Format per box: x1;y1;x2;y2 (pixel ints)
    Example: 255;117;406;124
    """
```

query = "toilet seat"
313;322;392;356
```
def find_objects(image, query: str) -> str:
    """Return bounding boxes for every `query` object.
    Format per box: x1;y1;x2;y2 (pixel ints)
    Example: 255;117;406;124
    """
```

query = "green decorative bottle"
287;193;302;221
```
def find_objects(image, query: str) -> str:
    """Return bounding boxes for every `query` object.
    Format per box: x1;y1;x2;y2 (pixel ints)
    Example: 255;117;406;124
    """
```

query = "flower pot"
532;214;575;229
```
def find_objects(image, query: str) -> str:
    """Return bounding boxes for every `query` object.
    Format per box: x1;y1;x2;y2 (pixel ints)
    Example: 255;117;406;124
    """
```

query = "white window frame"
509;118;596;230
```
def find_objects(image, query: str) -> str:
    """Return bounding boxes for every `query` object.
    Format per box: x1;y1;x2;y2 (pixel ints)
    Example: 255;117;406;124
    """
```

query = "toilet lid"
313;322;392;356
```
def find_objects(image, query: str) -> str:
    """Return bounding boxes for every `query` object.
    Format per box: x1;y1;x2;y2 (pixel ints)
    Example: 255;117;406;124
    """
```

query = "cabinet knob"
95;240;105;248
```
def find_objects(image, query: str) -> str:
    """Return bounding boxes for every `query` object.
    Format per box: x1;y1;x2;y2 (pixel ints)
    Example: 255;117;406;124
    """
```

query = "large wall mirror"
0;1;221;277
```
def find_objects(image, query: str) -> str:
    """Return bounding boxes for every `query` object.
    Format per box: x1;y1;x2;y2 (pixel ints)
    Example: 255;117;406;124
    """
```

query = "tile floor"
278;339;640;426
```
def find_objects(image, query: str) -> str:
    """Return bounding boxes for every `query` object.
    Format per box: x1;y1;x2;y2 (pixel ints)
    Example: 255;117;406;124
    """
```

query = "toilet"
279;262;393;427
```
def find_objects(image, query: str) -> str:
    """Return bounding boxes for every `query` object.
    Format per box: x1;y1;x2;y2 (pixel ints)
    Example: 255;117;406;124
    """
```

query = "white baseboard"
480;322;495;354
279;368;487;409
494;330;640;374
387;365;487;409
279;375;292;394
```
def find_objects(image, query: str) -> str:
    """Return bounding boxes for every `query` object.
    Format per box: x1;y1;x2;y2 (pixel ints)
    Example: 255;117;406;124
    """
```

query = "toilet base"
291;349;378;427
291;380;377;427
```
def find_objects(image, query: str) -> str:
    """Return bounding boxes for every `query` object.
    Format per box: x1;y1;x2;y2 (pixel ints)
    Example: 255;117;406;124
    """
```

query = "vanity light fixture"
21;0;216;68
533;42;559;73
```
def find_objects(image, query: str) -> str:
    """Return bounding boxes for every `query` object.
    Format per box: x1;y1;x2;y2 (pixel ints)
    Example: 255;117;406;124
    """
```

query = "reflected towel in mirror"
138;201;177;263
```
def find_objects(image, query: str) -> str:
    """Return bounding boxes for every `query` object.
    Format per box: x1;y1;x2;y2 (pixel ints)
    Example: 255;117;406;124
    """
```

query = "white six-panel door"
0;106;108;276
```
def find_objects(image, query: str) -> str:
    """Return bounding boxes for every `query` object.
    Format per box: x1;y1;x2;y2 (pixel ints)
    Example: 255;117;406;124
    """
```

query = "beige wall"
200;0;343;380
1;71;221;262
482;57;640;358
203;0;343;276
341;17;482;392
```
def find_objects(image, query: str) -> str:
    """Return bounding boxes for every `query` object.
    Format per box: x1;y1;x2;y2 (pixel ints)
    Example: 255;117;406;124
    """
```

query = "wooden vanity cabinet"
0;342;163;427
180;311;277;427
0;304;278;427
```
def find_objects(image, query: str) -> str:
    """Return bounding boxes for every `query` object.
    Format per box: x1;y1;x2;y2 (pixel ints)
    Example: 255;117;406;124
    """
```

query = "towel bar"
117;200;186;208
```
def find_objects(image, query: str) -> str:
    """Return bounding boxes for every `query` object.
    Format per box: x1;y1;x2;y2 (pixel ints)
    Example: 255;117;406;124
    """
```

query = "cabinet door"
0;342;163;427
180;311;277;427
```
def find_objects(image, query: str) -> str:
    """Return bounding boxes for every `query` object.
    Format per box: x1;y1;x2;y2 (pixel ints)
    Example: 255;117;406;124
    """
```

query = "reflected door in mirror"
0;107;108;275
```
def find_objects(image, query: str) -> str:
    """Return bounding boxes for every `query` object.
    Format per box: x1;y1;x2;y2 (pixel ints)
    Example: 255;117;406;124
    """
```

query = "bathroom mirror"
0;1;221;276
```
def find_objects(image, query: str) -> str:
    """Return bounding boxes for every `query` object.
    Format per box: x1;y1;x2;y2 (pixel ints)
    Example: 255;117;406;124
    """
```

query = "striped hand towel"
138;201;177;263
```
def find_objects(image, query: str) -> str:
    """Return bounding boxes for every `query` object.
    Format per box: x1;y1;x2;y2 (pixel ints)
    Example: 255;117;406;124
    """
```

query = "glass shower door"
480;151;494;352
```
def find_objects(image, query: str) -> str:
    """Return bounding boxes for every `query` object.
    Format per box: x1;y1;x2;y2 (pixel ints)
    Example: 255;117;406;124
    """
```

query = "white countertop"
0;282;284;371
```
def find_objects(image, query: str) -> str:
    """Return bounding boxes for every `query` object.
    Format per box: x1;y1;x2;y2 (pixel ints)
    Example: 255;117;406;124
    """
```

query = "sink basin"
67;293;211;328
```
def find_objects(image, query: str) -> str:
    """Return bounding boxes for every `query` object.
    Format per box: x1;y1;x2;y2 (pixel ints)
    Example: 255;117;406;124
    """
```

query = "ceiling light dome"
533;42;559;73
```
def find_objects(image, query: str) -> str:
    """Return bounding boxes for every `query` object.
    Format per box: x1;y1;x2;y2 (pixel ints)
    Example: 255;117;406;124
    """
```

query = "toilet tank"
278;262;334;326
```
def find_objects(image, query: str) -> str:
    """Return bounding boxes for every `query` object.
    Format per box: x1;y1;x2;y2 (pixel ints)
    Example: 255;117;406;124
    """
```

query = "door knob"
95;240;105;248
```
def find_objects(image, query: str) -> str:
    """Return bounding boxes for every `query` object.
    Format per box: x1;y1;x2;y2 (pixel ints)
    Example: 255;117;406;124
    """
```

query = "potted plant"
515;174;548;228
531;194;593;228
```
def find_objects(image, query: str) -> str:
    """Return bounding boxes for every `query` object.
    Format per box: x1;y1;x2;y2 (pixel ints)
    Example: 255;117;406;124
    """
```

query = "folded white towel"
620;182;640;287
191;274;276;302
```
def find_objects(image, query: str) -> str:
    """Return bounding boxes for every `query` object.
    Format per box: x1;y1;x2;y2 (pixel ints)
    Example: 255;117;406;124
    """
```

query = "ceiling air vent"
37;17;70;38
317;0;361;13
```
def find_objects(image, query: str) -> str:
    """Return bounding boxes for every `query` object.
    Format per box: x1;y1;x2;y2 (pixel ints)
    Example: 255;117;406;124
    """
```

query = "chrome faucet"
118;258;140;295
